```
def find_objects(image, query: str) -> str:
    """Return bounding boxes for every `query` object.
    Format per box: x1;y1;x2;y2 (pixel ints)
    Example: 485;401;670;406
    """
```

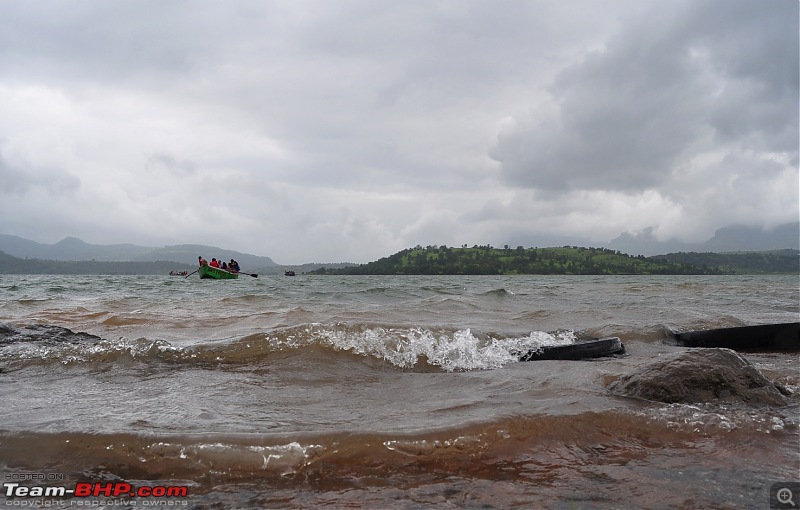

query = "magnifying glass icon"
778;488;796;507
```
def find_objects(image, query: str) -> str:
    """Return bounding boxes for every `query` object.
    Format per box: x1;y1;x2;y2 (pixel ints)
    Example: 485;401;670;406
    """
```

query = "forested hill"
308;246;800;275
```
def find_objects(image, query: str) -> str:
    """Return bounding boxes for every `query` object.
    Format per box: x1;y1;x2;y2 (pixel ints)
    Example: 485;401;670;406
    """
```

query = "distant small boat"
169;271;188;276
199;265;239;280
284;270;296;276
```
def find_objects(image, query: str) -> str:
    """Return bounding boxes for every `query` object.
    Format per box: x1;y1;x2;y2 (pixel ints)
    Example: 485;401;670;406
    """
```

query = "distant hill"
308;245;799;275
0;248;359;276
609;223;800;255
651;250;800;274
0;235;277;269
0;234;156;260
0;250;195;275
703;224;800;252
131;244;277;269
507;222;800;256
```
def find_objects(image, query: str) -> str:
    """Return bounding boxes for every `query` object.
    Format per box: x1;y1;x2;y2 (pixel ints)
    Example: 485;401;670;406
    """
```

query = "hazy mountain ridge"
703;223;800;252
506;222;799;256
0;250;195;275
0;235;277;269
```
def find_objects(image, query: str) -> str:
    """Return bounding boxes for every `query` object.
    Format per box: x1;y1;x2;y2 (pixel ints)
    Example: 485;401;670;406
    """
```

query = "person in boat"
221;261;228;270
198;256;208;266
209;258;220;268
229;259;240;272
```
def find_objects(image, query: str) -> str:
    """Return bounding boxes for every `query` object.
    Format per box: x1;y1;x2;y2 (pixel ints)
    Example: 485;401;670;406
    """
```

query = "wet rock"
672;322;799;350
0;323;17;338
608;348;787;406
0;323;102;345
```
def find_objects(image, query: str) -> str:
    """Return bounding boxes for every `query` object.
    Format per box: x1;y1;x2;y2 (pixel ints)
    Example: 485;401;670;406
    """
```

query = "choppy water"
0;274;798;509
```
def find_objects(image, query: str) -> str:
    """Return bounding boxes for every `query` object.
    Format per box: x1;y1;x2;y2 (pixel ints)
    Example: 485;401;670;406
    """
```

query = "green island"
309;245;799;275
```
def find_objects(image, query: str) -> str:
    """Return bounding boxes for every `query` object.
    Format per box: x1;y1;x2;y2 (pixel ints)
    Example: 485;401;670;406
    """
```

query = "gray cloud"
145;153;197;176
0;142;80;196
490;0;798;192
0;147;33;195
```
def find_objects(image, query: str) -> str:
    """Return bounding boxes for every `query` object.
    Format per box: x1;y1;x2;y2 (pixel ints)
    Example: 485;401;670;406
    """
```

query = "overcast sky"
0;0;797;263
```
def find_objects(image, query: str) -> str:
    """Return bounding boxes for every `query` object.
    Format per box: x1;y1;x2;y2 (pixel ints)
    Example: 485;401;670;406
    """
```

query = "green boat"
198;265;239;280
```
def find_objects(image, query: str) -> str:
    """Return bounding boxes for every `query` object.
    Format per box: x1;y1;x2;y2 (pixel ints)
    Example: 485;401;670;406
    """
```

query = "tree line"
308;245;800;275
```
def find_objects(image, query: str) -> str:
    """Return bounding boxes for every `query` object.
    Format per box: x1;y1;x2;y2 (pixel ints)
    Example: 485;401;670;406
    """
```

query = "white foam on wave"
310;325;578;371
147;441;325;475
0;336;190;368
634;403;798;435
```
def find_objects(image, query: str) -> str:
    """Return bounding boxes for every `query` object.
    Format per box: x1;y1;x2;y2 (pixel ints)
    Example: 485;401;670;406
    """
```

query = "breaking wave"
0;322;579;373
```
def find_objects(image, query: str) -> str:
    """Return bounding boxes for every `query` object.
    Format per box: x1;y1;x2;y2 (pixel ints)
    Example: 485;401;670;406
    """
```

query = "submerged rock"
608;348;788;406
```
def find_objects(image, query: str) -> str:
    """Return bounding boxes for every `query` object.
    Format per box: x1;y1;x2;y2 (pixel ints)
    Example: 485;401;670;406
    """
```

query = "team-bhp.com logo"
4;481;188;500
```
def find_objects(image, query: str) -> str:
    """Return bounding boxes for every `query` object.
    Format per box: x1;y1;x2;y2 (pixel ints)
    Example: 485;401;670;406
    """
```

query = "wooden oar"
238;271;258;278
184;269;199;278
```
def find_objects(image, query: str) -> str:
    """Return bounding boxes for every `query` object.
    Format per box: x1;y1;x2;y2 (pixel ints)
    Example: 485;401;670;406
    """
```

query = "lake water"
0;274;798;508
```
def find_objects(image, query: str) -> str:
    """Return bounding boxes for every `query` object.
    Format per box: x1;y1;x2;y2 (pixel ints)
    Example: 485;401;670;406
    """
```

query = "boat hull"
198;265;239;280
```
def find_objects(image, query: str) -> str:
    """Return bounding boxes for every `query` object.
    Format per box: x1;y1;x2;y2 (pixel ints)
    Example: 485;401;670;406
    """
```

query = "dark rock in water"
672;322;799;351
607;348;788;407
0;323;17;338
0;323;102;345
